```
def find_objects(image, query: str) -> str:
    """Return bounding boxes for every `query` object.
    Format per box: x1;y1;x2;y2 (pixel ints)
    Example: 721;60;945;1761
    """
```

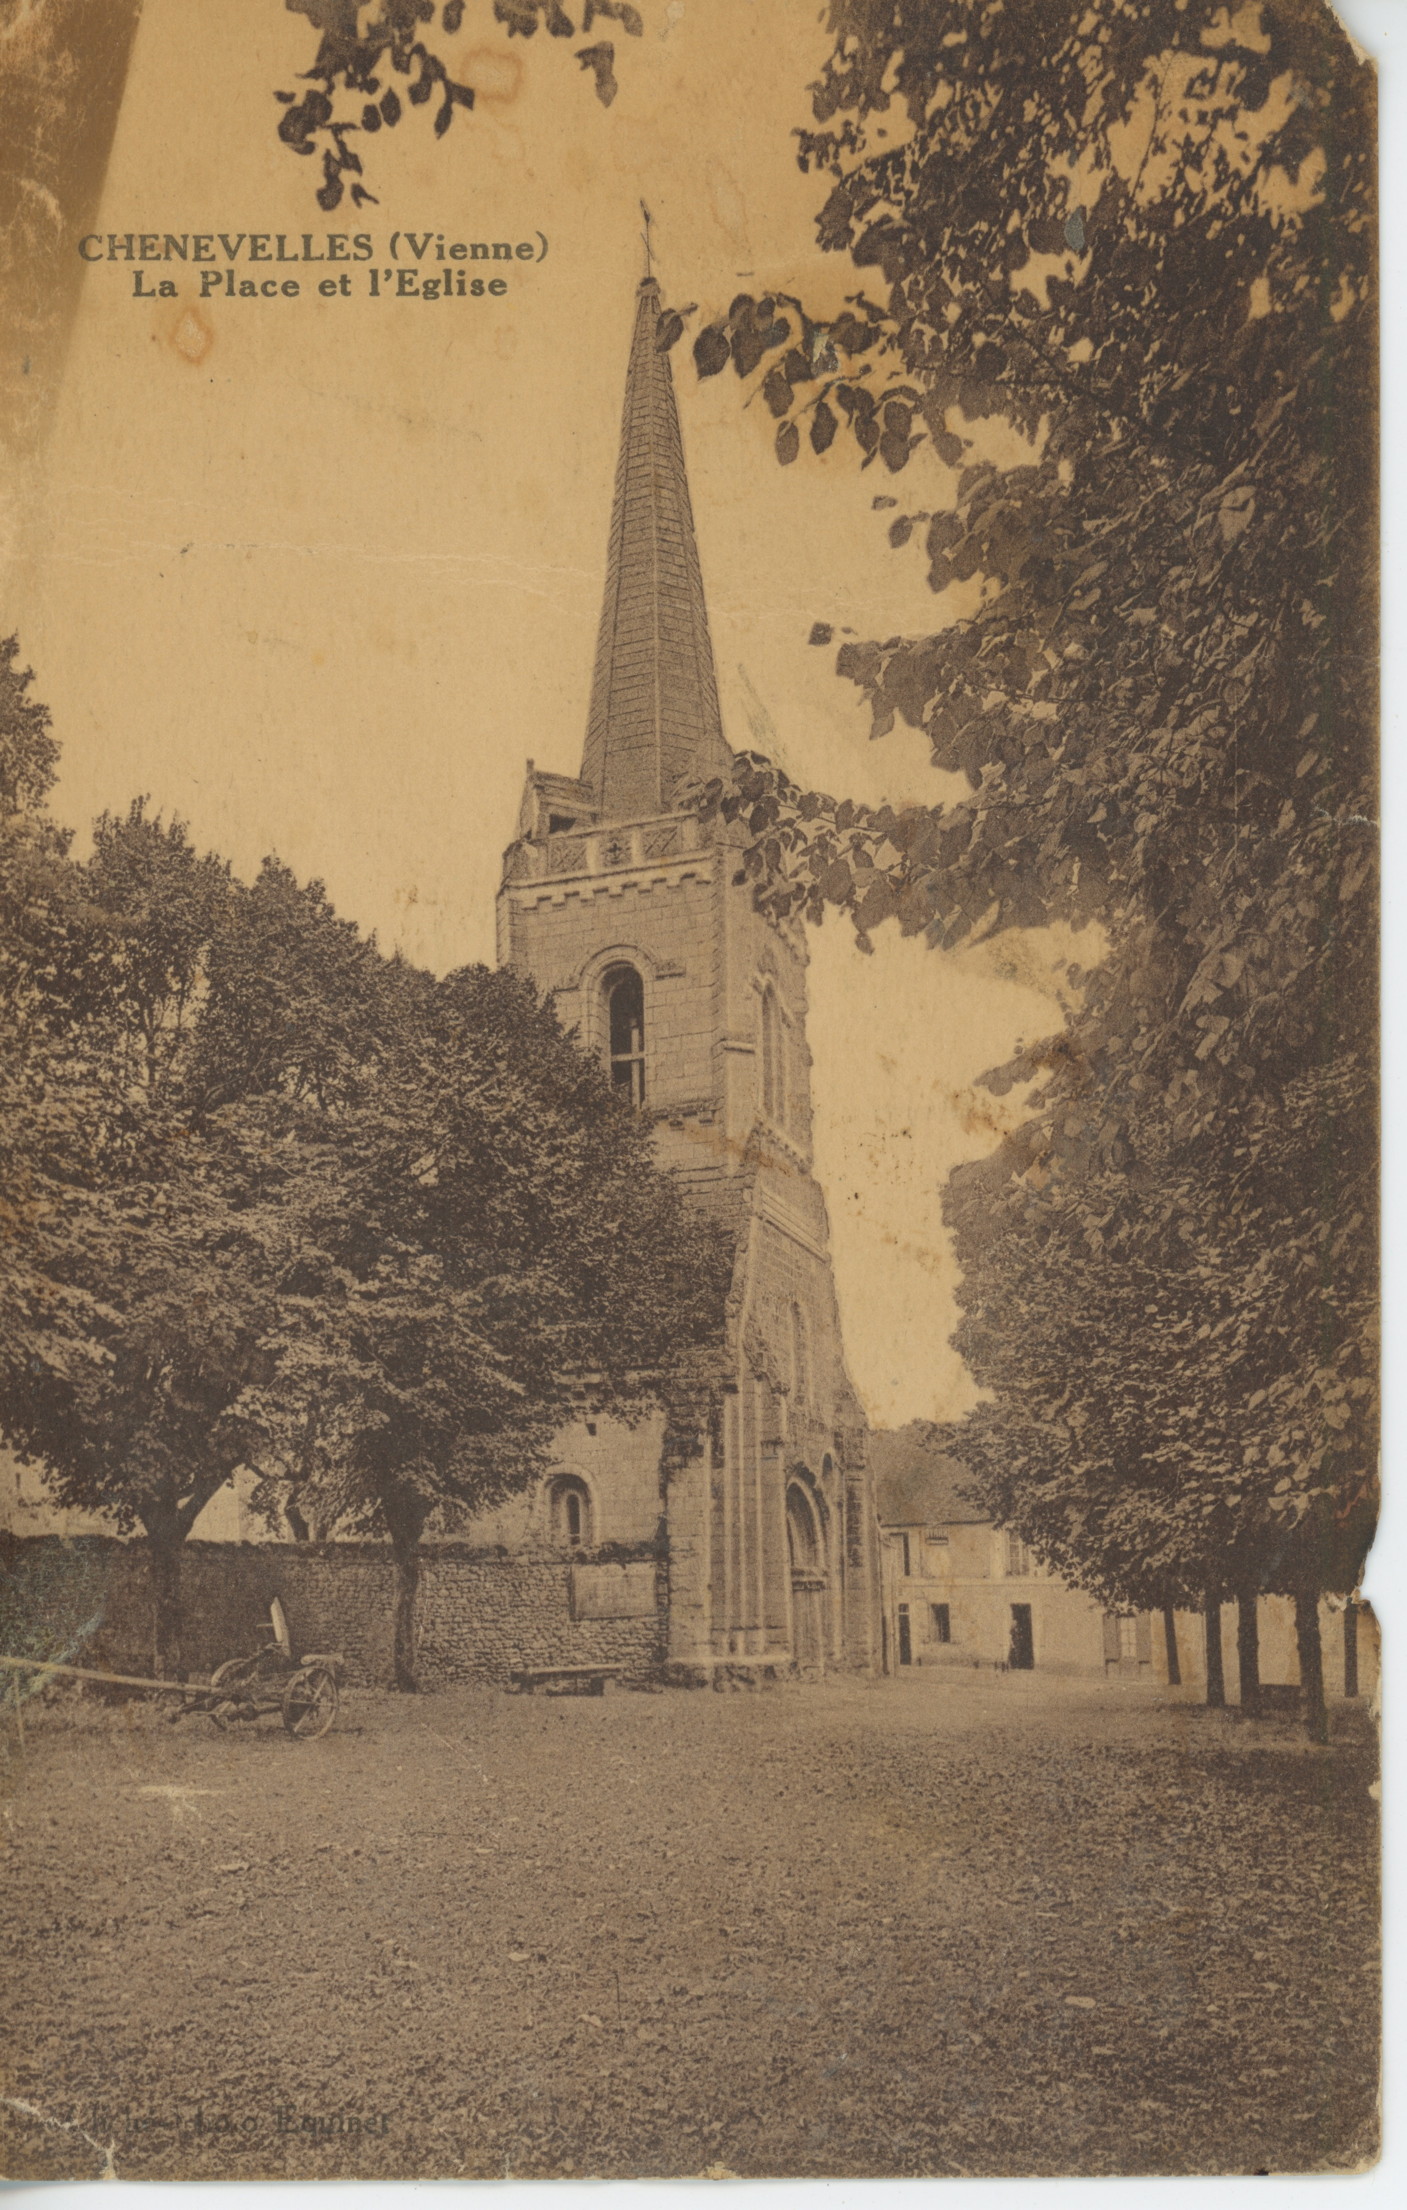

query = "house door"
1009;1603;1035;1670
897;1604;912;1666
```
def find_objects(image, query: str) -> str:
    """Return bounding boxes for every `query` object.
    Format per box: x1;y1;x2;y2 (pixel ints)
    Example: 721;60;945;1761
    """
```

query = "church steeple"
580;277;731;822
493;267;879;1684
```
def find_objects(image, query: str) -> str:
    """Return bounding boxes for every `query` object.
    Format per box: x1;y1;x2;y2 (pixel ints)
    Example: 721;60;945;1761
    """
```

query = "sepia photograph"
0;0;1383;2184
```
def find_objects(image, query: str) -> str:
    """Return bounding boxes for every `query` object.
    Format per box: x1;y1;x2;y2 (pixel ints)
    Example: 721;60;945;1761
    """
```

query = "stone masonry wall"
1;1536;664;1692
415;1553;664;1686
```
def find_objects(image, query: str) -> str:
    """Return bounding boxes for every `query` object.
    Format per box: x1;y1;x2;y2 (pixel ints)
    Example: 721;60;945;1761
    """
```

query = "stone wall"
1;1535;665;1691
415;1552;664;1684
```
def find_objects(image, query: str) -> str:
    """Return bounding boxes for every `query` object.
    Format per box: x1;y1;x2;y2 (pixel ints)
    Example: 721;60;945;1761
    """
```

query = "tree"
0;769;279;1670
3;657;728;1684
85;801;232;1098
185;857;731;1687
1;645;128;1527
929;1052;1373;1735
0;680;301;1672
0;636;59;816
188;853;396;1113
2;1098;256;1690
211;917;732;1688
680;0;1374;1735
1;1109;287;1672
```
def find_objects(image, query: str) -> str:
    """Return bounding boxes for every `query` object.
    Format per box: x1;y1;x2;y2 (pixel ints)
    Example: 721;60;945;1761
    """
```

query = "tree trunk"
148;1531;184;1677
1203;1596;1225;1709
1236;1590;1262;1716
1161;1605;1181;1687
384;1494;430;1693
1295;1589;1329;1744
391;1542;421;1693
1343;1602;1360;1699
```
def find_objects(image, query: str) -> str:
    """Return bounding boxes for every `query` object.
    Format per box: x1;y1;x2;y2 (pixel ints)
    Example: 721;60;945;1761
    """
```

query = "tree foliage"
0;759;268;1667
200;877;732;1683
0;636;59;817
85;801;232;1098
687;0;1376;1700
277;0;643;208
936;1060;1374;1610
1;658;729;1683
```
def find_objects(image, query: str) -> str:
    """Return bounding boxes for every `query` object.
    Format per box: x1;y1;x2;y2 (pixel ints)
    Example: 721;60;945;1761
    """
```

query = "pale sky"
6;0;1089;1428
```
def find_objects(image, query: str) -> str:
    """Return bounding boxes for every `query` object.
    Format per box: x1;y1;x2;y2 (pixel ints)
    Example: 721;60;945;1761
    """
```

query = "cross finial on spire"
640;199;654;281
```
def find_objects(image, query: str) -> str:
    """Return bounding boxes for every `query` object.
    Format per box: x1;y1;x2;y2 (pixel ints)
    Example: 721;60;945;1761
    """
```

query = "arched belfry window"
603;965;646;1107
760;983;786;1127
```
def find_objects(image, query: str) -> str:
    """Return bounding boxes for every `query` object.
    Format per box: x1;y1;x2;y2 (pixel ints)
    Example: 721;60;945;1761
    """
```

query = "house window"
603;965;646;1106
548;1475;593;1550
1004;1530;1031;1578
1103;1611;1153;1669
760;983;786;1126
931;1602;951;1643
899;1533;912;1578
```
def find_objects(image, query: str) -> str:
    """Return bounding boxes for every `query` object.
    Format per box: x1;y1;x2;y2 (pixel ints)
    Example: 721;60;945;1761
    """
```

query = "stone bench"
507;1663;624;1697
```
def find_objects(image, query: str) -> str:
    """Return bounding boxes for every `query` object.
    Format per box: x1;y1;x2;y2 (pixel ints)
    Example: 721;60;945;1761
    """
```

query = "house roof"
867;1426;988;1527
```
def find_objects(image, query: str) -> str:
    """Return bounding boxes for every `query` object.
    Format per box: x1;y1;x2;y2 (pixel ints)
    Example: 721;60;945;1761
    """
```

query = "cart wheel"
282;1665;338;1740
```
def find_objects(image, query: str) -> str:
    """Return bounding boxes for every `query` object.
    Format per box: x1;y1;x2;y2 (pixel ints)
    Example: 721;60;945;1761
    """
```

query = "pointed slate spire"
580;277;730;821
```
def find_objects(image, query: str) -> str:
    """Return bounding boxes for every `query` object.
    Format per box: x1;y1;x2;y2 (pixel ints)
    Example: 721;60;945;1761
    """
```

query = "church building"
460;274;883;1679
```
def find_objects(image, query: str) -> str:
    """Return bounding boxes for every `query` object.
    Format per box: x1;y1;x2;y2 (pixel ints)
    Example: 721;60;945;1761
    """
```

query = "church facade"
457;275;883;1679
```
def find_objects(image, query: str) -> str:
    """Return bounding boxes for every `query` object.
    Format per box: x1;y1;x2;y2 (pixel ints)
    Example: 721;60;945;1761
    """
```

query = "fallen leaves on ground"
0;1671;1378;2179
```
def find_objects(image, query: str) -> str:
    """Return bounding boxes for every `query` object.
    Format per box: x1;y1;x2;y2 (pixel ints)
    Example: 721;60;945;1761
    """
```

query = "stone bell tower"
495;276;880;1677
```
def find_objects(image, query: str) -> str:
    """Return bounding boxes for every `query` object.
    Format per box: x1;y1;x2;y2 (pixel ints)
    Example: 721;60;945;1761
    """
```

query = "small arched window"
760;983;786;1127
790;1299;810;1413
548;1475;593;1550
603;965;646;1107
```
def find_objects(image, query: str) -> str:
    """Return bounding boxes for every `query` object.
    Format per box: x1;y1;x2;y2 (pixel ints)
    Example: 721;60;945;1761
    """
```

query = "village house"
873;1426;1377;1706
872;1428;1123;1679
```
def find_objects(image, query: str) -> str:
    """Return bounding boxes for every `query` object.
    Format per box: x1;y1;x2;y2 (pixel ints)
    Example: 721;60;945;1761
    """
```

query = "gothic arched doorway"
786;1479;829;1674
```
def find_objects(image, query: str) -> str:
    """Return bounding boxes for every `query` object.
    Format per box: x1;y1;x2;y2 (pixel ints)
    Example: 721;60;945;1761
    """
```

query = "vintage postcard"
0;0;1379;2182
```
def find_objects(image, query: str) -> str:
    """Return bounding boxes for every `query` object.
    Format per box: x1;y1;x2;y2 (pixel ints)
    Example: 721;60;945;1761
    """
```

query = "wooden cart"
2;1601;343;1740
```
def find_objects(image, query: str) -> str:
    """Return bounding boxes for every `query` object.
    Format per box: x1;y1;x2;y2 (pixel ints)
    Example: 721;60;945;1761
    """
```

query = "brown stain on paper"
168;309;214;366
